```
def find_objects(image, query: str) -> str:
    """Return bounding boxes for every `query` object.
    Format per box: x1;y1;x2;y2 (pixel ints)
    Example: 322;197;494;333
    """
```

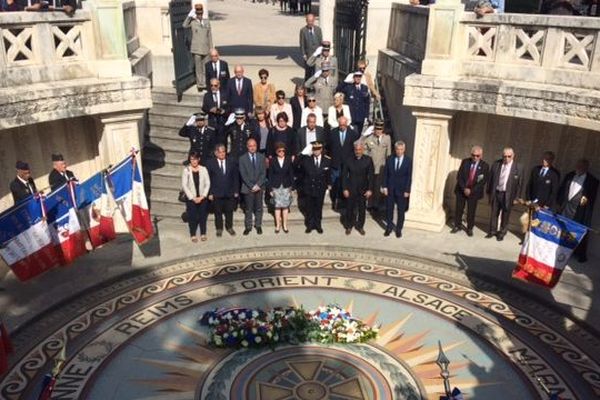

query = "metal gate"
169;0;195;101
333;0;369;81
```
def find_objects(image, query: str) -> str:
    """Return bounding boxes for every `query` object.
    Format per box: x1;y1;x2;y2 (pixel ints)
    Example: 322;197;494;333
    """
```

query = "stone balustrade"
0;11;96;88
123;0;140;57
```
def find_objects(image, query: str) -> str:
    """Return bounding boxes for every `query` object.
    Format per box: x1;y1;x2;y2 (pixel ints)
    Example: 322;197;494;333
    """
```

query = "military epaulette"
324;155;331;159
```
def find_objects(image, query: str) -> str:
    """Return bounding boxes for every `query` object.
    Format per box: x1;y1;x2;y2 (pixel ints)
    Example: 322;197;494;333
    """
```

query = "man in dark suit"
295;113;325;157
49;153;77;191
10;161;37;204
299;141;331;233
557;159;599;263
486;147;524;241
341;71;371;134
239;138;267;235
226;65;253;116
206;144;239;237
226;109;260;158
451;145;490;237
178;112;216;161
341;141;374;235
299;13;323;80
204;49;230;90
327;116;360;210
202;78;229;143
526;151;560;209
382;141;412;238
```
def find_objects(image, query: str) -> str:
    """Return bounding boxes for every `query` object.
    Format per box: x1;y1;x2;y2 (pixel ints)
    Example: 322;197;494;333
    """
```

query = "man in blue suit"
382;141;412;238
341;71;370;134
226;65;253;116
206;144;239;237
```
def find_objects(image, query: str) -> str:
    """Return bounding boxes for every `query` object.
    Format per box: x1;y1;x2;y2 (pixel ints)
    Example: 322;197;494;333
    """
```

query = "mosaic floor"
1;246;599;399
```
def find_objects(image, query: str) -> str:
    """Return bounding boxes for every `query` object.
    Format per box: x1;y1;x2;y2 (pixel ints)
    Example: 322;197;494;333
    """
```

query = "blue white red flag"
0;195;62;281
44;181;87;265
76;172;116;248
440;387;465;400
0;319;13;375
108;154;153;244
513;209;588;288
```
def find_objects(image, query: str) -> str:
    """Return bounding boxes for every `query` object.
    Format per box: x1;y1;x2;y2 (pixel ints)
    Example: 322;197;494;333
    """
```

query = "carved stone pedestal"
405;110;454;231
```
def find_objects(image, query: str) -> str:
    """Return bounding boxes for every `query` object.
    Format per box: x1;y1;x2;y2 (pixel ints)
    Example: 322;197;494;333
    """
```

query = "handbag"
178;190;187;203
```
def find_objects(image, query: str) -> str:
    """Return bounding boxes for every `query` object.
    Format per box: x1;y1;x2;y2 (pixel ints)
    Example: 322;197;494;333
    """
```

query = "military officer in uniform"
299;141;331;233
178;112;216;161
340;71;370;134
305;62;337;117
183;2;213;91
49;153;77;191
226;109;259;159
10;161;37;203
341;141;374;235
526;151;560;208
306;41;338;87
363;119;391;213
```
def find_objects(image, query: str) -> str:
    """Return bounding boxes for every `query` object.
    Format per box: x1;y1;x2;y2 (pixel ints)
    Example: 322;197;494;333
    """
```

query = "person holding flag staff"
48;154;77;191
10;161;37;204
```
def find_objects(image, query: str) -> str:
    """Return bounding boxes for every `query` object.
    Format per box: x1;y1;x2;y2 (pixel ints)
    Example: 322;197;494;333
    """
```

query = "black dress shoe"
316;227;323;234
227;228;236;236
450;227;461;234
466;230;473;237
357;228;366;236
485;233;495;239
384;229;392;237
496;234;504;241
216;230;223;237
256;227;263;235
345;229;351;235
396;231;402;238
243;228;251;235
305;228;312;234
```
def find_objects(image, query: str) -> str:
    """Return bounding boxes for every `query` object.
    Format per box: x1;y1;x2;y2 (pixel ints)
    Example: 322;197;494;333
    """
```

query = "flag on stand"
440;387;464;400
512;209;588;288
36;345;66;400
76;172;116;248
108;153;154;245
0;319;13;375
0;195;63;281
44;182;87;265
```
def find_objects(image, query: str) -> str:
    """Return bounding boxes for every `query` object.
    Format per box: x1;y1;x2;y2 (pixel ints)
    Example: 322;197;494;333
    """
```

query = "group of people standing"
451;147;598;263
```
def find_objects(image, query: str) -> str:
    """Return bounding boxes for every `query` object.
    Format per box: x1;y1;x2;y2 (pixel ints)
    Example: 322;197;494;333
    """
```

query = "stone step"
146;126;182;139
143;154;187;175
149;114;192;130
150;103;201;119
144;171;180;189
151;87;203;105
145;135;191;154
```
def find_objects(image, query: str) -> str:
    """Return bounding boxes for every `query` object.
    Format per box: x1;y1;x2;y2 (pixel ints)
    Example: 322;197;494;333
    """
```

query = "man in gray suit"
183;3;213;91
239;138;267;235
299;13;323;81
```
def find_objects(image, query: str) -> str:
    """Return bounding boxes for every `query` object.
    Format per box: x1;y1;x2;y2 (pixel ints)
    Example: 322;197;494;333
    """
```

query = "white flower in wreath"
224;312;233;320
252;310;259;318
241;340;249;347
255;337;262;344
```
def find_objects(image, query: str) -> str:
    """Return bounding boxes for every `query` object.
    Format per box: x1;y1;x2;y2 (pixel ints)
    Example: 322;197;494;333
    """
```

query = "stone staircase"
142;88;352;227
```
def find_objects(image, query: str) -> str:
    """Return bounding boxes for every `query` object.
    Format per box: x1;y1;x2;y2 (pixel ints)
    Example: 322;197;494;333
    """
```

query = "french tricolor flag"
108;153;154;245
76;172;116;248
44;181;88;265
0;195;63;281
513;209;588;288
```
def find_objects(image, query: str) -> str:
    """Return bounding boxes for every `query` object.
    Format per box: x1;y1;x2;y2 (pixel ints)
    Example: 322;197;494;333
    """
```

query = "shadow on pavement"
217;45;304;67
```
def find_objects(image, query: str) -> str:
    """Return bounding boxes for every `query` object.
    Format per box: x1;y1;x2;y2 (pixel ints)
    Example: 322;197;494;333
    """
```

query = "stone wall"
0;116;103;211
447;111;600;258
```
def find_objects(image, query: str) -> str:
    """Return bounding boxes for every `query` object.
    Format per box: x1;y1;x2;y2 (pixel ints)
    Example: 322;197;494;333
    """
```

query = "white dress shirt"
568;173;586;201
497;161;513;191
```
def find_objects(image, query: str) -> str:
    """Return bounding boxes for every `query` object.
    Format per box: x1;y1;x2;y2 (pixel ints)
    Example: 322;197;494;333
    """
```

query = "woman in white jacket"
327;92;352;129
182;151;211;242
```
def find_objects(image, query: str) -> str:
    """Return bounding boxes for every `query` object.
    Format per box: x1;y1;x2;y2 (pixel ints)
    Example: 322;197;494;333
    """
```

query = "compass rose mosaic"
1;246;599;399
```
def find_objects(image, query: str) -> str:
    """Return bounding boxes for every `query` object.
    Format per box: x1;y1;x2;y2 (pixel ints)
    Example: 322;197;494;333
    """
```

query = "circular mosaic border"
1;246;599;399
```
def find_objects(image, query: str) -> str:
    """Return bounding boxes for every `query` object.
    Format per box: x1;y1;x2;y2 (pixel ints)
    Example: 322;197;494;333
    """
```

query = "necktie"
220;160;225;175
237;79;242;95
377;136;381;145
213;93;217;103
340;130;345;146
251;154;256;168
309;28;313;36
213;62;218;77
325;77;328;86
395;158;400;172
540;168;547;177
315;157;319;168
467;162;477;187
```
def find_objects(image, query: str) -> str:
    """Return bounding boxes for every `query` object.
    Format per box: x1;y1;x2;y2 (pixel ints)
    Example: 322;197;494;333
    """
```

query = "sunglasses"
210;84;219;87
308;99;316;102
276;149;285;153
503;155;513;158
260;76;268;79
471;154;481;158
277;96;285;99
235;116;244;119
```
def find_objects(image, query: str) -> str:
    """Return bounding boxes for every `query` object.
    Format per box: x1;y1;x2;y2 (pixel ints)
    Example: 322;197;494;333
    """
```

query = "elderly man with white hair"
341;140;374;235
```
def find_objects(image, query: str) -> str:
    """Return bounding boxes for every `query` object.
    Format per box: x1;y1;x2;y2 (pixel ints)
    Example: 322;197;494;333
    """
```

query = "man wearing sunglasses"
487;147;523;241
451;145;489;237
202;78;229;143
183;3;213;91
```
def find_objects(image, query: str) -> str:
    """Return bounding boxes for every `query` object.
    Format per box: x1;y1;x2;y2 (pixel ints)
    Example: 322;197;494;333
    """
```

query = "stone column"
320;0;335;47
405;110;455;231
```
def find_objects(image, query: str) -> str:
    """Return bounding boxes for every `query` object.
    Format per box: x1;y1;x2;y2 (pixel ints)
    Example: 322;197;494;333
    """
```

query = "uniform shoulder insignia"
324;155;331;159
207;126;216;131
